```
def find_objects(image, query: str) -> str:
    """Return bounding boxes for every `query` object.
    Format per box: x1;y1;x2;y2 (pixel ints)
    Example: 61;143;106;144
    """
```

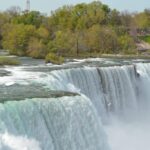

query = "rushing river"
0;57;150;150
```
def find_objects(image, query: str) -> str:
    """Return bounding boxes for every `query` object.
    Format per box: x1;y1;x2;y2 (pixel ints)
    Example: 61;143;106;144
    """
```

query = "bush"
45;53;64;65
118;35;136;54
121;49;137;55
27;38;46;59
0;56;20;66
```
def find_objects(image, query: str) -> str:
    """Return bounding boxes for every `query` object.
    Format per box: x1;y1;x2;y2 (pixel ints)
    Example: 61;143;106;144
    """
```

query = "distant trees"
12;11;45;28
2;24;36;55
6;6;21;17
27;37;46;58
119;34;136;54
1;1;149;59
85;25;120;53
0;12;11;48
134;9;150;28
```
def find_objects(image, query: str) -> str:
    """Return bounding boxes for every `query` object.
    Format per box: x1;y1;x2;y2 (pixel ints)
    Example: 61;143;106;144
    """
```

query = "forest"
0;1;150;60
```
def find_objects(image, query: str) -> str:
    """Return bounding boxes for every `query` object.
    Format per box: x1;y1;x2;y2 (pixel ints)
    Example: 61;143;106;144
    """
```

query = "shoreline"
1;53;150;66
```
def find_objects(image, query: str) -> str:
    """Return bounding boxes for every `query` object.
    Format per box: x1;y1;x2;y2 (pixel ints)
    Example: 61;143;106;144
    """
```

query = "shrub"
45;53;64;65
27;38;46;59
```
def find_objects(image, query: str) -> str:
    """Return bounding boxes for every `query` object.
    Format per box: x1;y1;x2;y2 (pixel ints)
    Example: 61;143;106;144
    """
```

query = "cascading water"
36;65;141;119
33;62;150;150
1;60;150;150
0;96;108;150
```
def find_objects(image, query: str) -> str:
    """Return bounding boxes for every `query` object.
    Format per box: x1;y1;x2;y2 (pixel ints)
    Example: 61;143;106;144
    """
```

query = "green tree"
134;10;150;28
109;9;121;26
47;30;76;55
85;25;119;53
27;37;46;58
0;13;11;48
2;24;36;55
118;34;136;54
13;11;45;28
0;1;145;57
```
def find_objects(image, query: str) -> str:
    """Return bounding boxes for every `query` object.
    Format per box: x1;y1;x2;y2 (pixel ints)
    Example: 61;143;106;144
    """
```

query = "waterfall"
1;62;150;150
0;96;109;150
35;63;150;120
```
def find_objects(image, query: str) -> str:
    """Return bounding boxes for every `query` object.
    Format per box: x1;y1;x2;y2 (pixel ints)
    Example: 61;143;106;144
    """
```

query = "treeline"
0;1;150;59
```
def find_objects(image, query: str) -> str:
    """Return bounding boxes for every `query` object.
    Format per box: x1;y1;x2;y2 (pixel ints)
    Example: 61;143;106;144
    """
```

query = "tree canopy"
0;1;150;59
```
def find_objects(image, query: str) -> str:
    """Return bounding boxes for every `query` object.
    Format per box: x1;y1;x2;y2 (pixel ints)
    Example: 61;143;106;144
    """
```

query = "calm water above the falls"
0;57;150;150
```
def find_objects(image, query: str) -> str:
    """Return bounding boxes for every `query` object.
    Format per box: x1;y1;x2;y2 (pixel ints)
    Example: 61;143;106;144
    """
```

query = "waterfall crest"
39;63;150;120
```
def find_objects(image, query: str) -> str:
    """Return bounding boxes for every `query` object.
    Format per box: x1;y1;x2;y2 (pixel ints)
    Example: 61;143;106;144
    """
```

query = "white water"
33;65;140;119
35;63;150;150
1;62;150;150
0;132;41;150
0;96;108;150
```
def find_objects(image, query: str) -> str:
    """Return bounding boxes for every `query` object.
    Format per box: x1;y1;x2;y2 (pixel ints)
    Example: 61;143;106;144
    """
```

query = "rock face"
136;41;150;51
0;69;11;77
0;84;79;102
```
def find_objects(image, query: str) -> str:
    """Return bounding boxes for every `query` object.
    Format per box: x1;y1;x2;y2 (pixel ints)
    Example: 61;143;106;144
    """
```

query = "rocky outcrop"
136;41;150;51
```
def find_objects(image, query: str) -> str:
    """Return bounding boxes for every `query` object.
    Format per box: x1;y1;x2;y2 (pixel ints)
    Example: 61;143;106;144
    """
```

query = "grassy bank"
0;56;20;66
139;36;150;44
101;54;150;59
62;52;150;60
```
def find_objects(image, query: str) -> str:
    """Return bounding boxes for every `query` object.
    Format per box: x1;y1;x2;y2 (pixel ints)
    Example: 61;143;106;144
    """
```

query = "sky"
0;0;149;14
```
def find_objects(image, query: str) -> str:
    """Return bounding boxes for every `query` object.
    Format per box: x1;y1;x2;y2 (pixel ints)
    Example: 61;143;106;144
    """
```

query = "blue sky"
0;0;149;14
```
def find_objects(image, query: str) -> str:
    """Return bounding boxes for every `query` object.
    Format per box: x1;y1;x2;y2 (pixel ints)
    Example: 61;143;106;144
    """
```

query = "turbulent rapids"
0;58;150;150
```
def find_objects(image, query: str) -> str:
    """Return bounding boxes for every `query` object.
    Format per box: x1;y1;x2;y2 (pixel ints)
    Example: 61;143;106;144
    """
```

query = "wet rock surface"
0;84;79;102
0;69;11;76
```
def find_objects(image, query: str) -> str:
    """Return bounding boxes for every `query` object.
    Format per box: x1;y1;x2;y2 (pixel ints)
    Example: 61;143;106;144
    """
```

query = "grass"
63;52;150;60
0;56;20;66
139;35;150;44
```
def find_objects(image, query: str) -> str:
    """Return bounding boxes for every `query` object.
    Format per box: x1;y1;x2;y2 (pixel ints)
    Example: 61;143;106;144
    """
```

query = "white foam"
0;67;43;86
0;132;41;150
5;81;15;86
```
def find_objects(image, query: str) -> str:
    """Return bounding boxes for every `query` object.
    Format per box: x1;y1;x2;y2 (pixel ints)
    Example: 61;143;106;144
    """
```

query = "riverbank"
62;53;150;60
0;56;20;66
1;54;150;66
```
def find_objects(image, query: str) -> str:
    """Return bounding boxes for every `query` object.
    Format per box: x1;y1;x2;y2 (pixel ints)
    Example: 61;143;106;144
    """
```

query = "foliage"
139;36;150;43
2;24;36;56
0;56;20;66
134;10;150;28
27;38;47;58
0;1;150;58
12;11;45;28
118;35;136;54
45;53;64;64
85;25;120;53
